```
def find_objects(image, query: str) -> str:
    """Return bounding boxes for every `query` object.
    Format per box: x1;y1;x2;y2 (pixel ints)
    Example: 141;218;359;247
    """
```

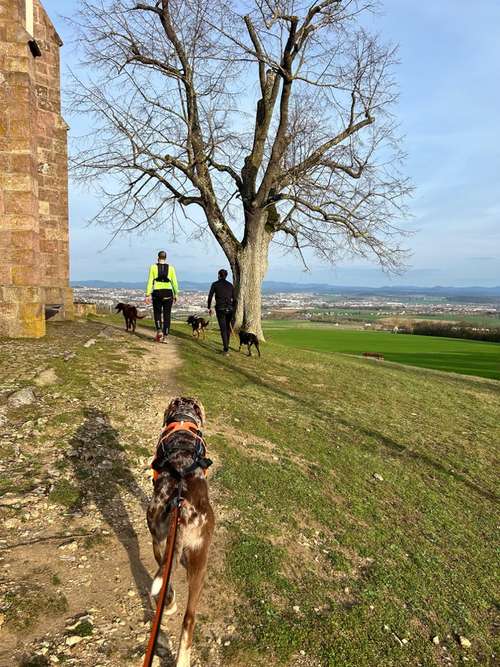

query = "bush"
412;321;500;343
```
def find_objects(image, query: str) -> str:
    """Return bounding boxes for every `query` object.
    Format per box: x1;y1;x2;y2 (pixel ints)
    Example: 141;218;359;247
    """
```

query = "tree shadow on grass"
67;408;154;620
181;338;498;504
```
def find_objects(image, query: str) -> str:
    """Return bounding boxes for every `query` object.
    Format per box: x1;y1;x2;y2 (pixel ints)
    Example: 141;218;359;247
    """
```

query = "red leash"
143;501;181;667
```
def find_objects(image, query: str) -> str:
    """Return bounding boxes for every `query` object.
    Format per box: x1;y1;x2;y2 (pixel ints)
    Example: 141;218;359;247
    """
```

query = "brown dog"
115;302;145;332
186;315;209;339
148;397;214;667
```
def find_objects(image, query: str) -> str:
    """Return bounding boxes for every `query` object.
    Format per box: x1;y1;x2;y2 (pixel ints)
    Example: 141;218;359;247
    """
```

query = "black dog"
115;302;145;332
238;331;261;357
187;315;209;339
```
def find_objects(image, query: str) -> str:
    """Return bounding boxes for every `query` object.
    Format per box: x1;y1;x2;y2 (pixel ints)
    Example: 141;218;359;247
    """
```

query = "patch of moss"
19;656;50;667
5;584;68;632
0;477;36;497
83;532;106;550
48;480;81;508
68;620;93;637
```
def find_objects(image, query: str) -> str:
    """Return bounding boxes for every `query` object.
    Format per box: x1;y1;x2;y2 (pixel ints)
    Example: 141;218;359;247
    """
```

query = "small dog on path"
187;315;209;339
148;397;214;667
115;302;145;333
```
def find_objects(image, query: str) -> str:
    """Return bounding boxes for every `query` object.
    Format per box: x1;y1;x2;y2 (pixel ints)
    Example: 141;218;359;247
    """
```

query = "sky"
42;0;500;287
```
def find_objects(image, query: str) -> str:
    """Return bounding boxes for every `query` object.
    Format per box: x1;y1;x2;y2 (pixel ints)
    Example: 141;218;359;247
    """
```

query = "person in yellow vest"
145;250;179;343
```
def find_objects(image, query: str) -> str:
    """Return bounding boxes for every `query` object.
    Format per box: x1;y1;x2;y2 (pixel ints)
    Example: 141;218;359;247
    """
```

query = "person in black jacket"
208;269;235;354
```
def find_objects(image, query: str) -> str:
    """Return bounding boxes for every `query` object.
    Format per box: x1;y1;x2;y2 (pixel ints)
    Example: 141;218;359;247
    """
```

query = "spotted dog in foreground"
148;397;214;667
115;302;145;332
186;315;210;339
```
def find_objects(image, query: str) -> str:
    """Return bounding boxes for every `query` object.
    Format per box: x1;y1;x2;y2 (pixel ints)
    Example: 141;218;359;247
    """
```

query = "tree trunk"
232;212;271;340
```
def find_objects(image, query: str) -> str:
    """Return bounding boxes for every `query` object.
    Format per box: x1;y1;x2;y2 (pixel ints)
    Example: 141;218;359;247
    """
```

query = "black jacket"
208;279;235;310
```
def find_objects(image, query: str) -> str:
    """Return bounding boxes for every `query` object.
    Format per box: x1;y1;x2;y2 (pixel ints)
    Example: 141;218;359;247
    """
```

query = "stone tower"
0;0;73;338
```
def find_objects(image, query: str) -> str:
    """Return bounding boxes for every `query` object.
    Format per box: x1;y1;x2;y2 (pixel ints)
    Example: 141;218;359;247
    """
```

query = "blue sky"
43;0;500;287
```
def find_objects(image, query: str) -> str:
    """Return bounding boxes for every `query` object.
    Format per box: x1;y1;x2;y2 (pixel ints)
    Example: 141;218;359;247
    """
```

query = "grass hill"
0;317;498;666
172;321;499;666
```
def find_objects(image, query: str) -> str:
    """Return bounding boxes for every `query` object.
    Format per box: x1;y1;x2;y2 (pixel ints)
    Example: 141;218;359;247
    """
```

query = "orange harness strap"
152;421;208;481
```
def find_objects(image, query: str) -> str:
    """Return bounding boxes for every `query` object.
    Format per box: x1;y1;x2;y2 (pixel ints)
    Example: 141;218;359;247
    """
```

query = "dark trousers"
216;308;233;351
152;290;173;335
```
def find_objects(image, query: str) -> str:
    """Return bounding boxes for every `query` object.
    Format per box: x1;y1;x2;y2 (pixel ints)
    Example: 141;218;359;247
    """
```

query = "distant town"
72;284;500;329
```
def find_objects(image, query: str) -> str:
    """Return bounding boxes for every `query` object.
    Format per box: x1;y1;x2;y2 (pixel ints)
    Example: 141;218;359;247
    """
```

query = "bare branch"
68;0;411;326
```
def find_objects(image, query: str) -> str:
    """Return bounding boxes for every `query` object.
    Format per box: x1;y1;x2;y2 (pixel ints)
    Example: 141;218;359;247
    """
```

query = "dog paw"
165;600;177;616
175;649;191;667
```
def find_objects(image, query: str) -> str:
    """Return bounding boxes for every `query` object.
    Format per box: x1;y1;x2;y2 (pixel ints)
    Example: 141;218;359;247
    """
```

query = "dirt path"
0;322;230;667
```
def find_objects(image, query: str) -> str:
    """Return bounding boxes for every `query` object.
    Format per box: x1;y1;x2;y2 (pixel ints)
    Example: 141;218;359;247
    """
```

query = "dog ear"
164;397;183;424
189;398;205;426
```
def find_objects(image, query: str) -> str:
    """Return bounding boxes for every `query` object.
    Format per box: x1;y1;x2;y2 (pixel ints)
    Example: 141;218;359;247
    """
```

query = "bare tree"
69;0;411;339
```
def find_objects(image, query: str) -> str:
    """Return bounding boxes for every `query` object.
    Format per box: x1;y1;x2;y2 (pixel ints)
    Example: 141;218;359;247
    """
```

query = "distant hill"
71;279;500;300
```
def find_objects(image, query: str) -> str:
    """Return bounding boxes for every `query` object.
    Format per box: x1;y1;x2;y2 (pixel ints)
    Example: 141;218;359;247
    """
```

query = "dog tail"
136;314;146;319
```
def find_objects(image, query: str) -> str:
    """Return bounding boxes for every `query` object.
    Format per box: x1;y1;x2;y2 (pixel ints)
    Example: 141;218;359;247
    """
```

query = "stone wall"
0;0;73;338
74;302;97;318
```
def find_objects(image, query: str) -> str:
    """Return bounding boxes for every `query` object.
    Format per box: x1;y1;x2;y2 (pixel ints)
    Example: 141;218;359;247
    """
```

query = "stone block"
0;285;43;303
0;173;33;191
15;305;46;337
0;229;11;249
0;301;17;319
9;153;34;173
5;55;30;73
74;302;97;317
3;191;37;215
38;199;49;215
10;229;37;249
9;119;31;139
0;264;12;283
12;264;40;286
6;136;32;152
1;214;38;231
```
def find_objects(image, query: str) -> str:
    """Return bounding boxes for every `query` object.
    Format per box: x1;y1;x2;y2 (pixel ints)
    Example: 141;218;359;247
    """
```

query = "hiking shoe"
155;332;162;343
162;335;168;344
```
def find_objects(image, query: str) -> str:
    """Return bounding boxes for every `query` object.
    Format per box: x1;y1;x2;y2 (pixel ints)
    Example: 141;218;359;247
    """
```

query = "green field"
263;321;500;380
277;309;500;328
172;324;500;666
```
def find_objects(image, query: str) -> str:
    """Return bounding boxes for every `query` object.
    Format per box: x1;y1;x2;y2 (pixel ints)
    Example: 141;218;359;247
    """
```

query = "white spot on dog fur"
176;630;192;667
151;575;163;596
182;527;204;552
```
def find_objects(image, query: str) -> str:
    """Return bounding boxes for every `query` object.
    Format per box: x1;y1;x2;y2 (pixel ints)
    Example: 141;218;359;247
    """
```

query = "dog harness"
151;417;212;482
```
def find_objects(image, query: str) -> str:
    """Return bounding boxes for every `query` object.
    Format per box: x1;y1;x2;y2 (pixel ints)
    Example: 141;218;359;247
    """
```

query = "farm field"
264;321;500;380
285;309;500;328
